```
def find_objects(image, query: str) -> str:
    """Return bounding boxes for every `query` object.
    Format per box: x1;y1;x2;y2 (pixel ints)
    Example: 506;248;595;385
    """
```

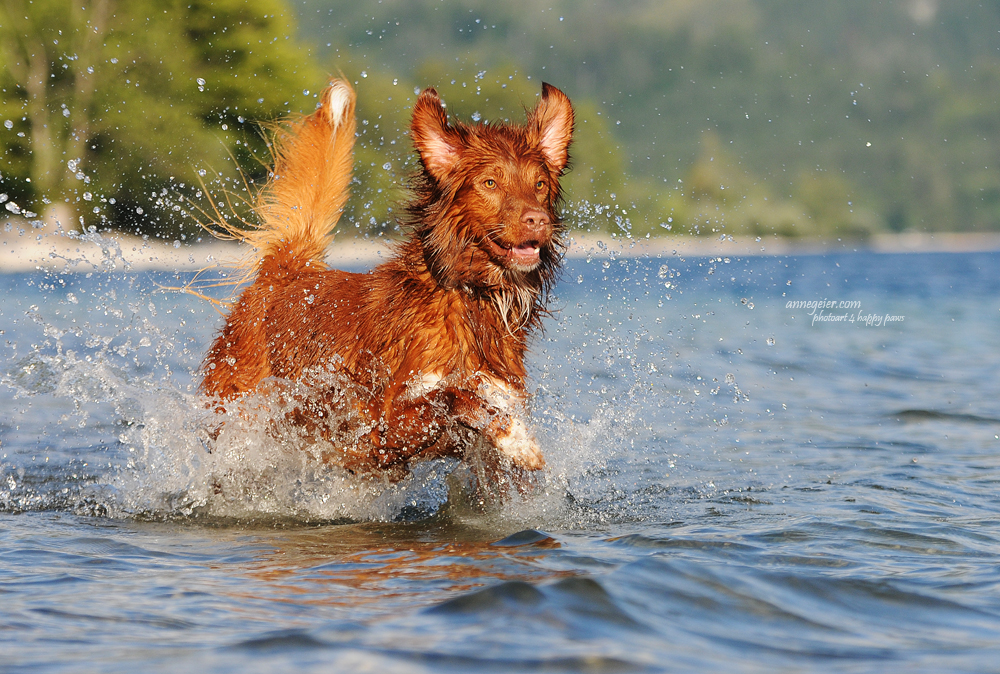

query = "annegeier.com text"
784;300;905;327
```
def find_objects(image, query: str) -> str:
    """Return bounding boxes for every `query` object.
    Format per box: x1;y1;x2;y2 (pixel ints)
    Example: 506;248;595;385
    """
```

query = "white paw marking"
408;371;443;395
479;376;518;411
495;416;544;470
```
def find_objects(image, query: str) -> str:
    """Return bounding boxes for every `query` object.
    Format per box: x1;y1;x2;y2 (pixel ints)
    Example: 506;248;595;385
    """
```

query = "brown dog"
200;79;573;490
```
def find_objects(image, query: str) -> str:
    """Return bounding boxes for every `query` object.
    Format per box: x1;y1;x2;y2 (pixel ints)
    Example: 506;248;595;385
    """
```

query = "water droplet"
766;337;775;346
471;111;481;122
173;240;181;248
303;89;310;96
382;162;392;171
3;120;11;129
83;192;92;201
196;77;206;86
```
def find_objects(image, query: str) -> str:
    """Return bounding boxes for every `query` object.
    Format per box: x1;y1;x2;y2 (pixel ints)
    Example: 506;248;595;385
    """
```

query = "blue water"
3;245;1000;672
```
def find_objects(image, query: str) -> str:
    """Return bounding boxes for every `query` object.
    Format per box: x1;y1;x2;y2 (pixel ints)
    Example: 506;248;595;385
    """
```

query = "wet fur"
201;79;574;489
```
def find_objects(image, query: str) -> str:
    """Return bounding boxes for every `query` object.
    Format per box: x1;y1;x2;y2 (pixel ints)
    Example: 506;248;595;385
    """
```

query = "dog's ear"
531;83;574;174
411;88;461;181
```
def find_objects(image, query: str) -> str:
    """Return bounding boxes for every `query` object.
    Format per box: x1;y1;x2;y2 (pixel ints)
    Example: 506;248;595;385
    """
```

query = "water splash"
2;337;631;524
0;240;643;525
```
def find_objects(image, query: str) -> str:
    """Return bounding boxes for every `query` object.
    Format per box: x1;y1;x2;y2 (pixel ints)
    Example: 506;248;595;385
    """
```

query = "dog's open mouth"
485;237;543;269
508;242;541;264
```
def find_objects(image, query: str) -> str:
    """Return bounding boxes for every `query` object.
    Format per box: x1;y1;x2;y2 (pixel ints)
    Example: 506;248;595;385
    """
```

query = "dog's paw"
494;417;545;471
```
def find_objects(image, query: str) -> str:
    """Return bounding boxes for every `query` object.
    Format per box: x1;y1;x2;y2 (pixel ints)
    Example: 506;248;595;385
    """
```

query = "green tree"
0;0;320;238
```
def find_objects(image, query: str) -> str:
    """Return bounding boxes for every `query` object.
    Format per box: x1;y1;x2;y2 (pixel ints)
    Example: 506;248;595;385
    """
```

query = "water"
3;243;1000;672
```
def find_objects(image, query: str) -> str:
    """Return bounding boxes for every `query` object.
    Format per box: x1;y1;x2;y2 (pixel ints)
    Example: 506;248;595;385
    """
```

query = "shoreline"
586;231;1000;258
3;219;1000;273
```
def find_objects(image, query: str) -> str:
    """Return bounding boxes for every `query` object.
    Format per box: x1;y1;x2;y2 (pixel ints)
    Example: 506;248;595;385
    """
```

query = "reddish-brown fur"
201;79;574;487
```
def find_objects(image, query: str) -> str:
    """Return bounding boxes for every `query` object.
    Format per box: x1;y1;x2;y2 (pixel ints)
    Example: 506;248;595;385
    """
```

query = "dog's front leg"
366;377;545;474
367;389;459;468
447;378;545;472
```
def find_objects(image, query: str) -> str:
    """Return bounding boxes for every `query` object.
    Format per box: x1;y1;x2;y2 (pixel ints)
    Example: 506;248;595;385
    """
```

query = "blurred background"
1;0;998;242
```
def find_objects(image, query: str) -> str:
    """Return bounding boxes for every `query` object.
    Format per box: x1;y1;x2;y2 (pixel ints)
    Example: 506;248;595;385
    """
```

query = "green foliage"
299;0;1000;237
0;0;319;238
4;0;999;239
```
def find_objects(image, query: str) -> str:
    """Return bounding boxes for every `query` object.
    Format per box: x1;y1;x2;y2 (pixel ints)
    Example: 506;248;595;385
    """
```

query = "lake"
3;241;1000;673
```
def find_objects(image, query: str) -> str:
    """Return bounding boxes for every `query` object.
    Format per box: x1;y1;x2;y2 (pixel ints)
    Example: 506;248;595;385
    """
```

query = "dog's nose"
520;209;550;235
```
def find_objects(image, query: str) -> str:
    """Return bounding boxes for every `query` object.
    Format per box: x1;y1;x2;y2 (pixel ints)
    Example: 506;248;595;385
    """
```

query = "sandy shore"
3;218;1000;273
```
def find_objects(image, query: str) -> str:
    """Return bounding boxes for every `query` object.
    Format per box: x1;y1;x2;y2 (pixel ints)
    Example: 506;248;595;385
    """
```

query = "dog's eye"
535;180;546;190
484;179;497;189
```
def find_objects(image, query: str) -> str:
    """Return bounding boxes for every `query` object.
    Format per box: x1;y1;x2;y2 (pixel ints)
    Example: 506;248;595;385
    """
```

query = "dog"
200;78;574;492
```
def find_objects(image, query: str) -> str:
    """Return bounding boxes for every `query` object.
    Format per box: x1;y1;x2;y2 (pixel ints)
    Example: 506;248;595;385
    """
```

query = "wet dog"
200;78;573;492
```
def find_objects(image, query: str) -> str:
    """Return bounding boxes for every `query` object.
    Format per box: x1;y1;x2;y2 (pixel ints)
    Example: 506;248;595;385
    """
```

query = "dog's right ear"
411;88;461;181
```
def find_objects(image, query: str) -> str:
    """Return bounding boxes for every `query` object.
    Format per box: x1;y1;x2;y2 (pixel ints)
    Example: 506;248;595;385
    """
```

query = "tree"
0;0;320;238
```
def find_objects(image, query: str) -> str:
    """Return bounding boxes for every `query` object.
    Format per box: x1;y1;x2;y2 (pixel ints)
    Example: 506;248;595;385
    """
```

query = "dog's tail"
211;79;357;278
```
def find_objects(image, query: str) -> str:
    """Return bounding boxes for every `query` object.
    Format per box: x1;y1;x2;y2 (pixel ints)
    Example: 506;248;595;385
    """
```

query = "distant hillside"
296;0;1000;238
2;1;995;239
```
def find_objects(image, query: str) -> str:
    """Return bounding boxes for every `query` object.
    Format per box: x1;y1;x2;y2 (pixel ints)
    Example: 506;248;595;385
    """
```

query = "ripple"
889;409;1000;425
491;529;559;548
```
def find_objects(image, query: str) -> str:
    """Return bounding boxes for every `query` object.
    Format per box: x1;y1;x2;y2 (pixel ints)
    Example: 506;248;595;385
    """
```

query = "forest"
2;0;998;240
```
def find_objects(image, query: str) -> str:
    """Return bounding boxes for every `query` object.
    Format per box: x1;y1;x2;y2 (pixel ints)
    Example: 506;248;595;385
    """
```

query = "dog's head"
407;83;574;322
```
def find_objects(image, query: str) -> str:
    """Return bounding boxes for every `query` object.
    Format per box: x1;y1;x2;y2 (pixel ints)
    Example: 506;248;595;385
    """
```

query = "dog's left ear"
531;83;574;174
411;88;461;181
